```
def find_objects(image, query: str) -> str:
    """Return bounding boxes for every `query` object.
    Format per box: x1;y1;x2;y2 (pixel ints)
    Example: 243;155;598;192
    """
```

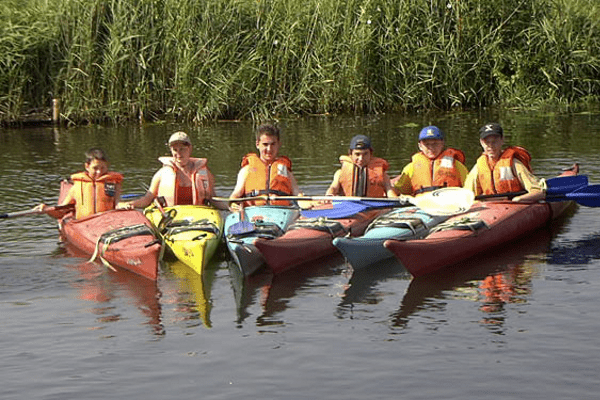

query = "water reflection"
337;258;410;310
166;260;216;328
66;261;164;336
229;254;347;327
390;228;556;333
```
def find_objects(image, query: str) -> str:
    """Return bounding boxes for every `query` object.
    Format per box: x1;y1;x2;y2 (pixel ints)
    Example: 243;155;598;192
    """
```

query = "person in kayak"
35;148;123;219
391;125;468;195
229;123;301;209
463;122;544;202
326;134;397;197
118;131;217;209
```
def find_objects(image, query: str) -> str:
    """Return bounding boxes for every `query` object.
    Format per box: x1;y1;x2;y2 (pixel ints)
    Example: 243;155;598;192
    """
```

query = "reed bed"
1;0;599;125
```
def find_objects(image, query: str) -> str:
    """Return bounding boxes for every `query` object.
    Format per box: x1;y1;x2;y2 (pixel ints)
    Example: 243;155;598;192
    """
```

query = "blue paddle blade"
355;200;399;209
546;175;588;195
228;221;256;235
565;184;600;207
300;201;369;219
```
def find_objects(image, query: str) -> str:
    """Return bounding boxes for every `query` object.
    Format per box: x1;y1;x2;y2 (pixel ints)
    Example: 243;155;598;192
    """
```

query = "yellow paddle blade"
406;187;475;216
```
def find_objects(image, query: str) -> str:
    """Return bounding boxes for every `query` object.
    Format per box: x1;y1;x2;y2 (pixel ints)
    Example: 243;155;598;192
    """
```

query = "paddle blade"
565;184;600;207
409;187;475;216
228;221;256;235
546;175;588;195
300;201;369;219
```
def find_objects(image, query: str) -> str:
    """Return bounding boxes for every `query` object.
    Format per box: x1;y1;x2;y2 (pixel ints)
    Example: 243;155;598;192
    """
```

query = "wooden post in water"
52;98;60;125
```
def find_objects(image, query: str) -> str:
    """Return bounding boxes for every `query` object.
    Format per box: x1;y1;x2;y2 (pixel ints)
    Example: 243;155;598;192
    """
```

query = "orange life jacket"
242;153;294;206
338;155;389;197
70;171;123;219
476;146;532;194
156;157;212;206
409;148;466;195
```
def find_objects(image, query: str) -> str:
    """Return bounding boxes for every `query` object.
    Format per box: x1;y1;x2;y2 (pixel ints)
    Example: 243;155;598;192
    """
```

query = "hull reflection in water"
229;253;347;327
66;261;164;335
167;260;216;329
391;227;557;331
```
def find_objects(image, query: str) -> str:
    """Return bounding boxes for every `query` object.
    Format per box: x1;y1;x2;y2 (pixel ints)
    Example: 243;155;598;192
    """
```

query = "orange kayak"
56;180;162;280
59;209;162;280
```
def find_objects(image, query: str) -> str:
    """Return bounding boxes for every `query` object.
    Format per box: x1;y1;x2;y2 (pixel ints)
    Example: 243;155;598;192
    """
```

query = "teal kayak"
224;205;300;276
333;206;449;270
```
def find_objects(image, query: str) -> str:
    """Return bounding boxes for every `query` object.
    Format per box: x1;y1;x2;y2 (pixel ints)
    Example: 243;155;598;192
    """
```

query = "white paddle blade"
408;187;475;216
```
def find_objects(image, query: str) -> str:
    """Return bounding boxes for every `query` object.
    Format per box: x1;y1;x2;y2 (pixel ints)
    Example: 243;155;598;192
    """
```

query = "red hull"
254;208;387;274
384;199;573;277
60;209;162;280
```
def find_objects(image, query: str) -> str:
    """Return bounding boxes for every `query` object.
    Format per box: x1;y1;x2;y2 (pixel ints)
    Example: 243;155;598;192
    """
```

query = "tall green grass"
1;0;599;125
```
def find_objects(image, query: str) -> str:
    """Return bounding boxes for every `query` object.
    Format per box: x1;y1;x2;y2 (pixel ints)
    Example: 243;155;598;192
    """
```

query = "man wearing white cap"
118;131;216;209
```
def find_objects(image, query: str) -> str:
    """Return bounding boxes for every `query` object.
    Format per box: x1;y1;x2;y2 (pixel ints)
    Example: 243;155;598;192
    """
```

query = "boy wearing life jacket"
463;123;544;202
229;123;301;208
326;135;397;198
119;131;216;209
36;148;123;219
392;126;468;196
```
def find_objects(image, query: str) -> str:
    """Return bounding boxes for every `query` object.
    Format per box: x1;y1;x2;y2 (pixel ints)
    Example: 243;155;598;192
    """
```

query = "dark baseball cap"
349;135;372;150
479;123;503;139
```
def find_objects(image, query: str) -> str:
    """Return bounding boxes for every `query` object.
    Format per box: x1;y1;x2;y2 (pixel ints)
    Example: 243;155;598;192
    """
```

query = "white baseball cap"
168;131;192;145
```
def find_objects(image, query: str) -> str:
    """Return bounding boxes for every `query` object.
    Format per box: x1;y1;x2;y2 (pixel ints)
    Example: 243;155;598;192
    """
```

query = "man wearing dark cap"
464;122;544;202
392;125;468;195
326;134;396;197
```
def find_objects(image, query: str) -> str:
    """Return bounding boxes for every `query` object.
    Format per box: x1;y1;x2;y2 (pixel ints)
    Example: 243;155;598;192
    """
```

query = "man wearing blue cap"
326;134;396;197
392;125;468;195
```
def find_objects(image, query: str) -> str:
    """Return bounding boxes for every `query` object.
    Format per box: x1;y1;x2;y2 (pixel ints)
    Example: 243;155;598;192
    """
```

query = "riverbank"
2;0;599;126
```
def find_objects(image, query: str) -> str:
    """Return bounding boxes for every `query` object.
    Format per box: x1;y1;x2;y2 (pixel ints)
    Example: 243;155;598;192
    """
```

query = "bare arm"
288;171;301;195
325;169;342;196
383;173;398;198
118;171;160;209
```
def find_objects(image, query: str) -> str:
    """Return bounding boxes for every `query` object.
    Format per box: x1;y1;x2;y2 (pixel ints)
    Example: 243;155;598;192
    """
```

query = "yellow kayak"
145;205;224;275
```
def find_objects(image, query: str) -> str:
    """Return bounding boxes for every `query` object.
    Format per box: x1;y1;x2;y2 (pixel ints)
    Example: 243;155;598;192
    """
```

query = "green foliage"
1;0;599;124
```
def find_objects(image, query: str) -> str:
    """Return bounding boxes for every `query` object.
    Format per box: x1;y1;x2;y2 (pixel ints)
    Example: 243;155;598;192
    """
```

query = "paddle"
214;187;476;214
0;204;74;220
300;200;376;219
545;175;588;195
227;207;255;236
562;184;600;207
298;187;476;218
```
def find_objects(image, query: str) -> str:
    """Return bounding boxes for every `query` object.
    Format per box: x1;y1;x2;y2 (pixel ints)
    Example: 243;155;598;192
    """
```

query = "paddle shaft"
213;195;411;205
0;204;74;219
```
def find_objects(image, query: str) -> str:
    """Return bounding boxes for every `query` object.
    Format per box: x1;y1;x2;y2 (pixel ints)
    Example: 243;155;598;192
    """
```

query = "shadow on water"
229;253;347;327
66;260;164;336
548;234;600;266
390;207;578;330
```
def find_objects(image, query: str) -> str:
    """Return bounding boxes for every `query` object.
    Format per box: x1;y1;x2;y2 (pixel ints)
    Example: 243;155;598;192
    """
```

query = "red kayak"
254;207;388;275
384;185;575;277
60;210;162;280
57;180;162;280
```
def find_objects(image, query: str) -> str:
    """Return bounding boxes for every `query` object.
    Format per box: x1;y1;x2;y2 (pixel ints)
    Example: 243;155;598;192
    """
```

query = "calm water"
2;111;600;399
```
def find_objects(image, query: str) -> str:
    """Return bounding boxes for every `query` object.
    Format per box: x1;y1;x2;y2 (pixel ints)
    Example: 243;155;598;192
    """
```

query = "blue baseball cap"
349;135;372;150
418;126;445;141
